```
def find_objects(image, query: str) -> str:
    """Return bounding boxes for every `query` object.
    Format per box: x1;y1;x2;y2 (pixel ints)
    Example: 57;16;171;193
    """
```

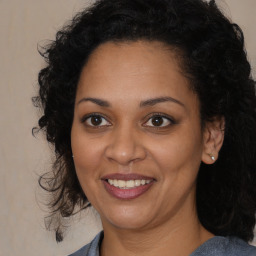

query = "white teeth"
118;180;126;188
126;180;135;188
134;180;140;187
107;179;151;189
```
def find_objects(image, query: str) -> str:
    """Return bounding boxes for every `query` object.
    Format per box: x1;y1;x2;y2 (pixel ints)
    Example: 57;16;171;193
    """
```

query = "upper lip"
101;173;155;181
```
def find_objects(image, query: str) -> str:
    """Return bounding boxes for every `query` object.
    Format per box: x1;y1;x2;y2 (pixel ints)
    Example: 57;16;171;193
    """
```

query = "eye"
83;114;111;127
144;114;174;128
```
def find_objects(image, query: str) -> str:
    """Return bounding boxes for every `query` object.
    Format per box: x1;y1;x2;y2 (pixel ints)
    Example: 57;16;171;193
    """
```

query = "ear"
201;116;225;164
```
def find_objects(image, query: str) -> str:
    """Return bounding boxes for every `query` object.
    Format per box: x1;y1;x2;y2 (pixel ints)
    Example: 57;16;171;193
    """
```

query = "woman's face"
71;41;207;231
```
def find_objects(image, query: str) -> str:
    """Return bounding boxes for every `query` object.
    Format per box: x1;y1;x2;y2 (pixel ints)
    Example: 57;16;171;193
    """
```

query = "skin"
71;41;224;256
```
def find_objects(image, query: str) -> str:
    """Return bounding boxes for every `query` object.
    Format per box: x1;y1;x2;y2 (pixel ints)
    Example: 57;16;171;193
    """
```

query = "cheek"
73;140;103;174
148;128;203;176
71;124;106;182
71;134;105;203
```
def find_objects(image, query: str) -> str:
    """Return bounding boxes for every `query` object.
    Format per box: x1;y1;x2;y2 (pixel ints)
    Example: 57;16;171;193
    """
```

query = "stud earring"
209;154;215;161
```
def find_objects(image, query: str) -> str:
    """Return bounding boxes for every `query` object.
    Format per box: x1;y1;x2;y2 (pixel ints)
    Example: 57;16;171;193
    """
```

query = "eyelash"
81;113;111;128
143;113;176;129
80;112;176;129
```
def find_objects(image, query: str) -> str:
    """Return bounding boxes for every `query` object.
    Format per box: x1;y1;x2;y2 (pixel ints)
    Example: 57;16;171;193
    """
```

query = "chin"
100;204;154;230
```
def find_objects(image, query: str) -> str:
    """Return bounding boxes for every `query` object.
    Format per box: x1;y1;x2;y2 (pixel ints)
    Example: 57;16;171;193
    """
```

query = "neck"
100;205;213;256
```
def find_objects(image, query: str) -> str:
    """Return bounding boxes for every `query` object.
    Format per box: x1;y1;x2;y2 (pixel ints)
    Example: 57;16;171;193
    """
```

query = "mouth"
107;179;151;189
101;173;155;200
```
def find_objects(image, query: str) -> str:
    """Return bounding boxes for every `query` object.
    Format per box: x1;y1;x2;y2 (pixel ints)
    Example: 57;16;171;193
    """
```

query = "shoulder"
68;231;103;256
191;236;256;256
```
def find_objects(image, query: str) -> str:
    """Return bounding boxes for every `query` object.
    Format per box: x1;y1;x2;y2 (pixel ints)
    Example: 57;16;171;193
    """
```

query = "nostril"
104;132;147;165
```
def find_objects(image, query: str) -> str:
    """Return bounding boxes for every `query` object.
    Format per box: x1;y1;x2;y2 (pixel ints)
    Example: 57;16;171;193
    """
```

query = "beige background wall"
0;1;255;255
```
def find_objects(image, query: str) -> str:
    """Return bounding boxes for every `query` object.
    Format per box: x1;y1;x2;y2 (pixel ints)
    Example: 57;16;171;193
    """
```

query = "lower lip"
103;180;154;200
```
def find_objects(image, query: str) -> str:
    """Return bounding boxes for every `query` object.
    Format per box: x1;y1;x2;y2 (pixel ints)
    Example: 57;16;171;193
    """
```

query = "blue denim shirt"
69;231;256;256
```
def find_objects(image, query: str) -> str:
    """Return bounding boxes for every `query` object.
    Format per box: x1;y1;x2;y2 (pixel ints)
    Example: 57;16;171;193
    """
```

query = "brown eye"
84;115;110;127
91;115;103;126
151;116;164;126
144;114;173;128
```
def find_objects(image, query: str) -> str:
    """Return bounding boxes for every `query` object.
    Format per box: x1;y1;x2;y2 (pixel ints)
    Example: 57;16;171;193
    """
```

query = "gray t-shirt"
69;231;256;256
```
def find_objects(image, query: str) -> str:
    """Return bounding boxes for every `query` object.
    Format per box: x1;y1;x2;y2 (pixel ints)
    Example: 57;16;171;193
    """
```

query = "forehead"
82;40;183;78
76;40;196;106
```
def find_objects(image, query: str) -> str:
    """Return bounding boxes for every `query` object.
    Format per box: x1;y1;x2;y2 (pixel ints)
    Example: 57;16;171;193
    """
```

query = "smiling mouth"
107;179;151;189
102;174;155;199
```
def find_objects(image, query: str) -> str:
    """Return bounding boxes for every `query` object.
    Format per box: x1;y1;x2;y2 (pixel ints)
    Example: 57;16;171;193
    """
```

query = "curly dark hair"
34;0;256;242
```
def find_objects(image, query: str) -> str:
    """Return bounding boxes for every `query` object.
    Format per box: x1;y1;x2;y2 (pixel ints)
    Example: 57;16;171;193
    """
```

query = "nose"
105;125;147;166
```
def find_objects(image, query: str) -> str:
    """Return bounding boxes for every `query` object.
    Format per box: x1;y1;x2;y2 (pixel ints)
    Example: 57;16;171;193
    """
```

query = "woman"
35;0;256;255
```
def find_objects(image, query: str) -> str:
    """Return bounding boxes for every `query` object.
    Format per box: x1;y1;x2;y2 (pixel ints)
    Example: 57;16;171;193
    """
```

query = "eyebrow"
77;97;111;107
77;96;184;108
140;96;185;108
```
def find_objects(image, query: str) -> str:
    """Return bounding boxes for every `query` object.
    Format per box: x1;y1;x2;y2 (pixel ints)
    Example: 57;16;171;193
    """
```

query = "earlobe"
201;116;225;164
